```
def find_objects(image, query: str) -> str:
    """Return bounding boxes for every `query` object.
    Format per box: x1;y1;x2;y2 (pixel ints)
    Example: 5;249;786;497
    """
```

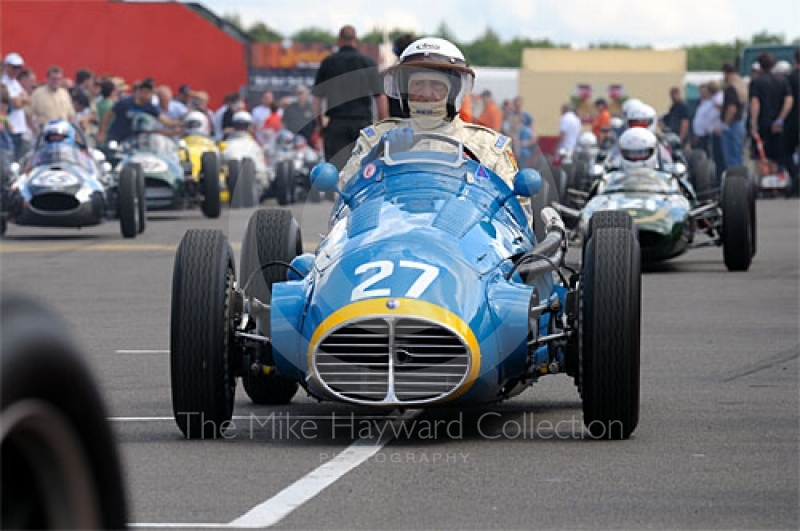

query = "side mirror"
178;139;188;149
512;168;542;197
102;162;112;173
590;163;605;177
10;162;20;176
91;149;106;163
107;140;119;151
673;162;687;176
309;162;340;193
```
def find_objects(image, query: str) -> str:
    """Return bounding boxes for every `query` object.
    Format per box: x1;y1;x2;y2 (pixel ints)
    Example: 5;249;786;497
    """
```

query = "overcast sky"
194;0;799;48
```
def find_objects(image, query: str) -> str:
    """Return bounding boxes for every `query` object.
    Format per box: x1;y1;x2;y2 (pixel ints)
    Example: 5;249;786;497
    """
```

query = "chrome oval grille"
314;316;471;405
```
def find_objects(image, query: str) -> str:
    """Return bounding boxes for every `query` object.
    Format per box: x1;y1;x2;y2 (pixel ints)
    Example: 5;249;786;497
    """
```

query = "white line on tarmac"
229;409;420;528
115;349;169;354
128;410;418;529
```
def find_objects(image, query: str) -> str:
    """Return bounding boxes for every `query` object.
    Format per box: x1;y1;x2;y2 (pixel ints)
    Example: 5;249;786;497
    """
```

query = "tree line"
222;15;798;71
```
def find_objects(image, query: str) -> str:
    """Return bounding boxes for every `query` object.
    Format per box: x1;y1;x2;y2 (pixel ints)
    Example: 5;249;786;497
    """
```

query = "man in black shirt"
720;63;746;169
98;79;180;144
662;86;690;145
386;33;415;119
312;25;388;172
749;52;794;174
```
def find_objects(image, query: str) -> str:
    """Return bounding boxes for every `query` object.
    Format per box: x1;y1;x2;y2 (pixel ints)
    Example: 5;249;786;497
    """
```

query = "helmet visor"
622;147;655;162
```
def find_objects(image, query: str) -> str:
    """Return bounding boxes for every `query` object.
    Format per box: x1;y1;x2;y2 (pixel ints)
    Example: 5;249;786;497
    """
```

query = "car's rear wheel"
171;230;237;438
131;163;147;234
580;224;641;440
227;159;241;208
529;160;561;244
240;158;257;208
240;208;302;404
721;174;753;271
201;152;221;219
687;149;713;197
118;164;138;238
1;294;128;529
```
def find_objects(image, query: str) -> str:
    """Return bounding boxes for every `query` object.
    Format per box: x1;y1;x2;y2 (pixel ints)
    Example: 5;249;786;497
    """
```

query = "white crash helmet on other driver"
232;110;254;130
621;98;642;117
383;37;475;118
577;131;598;149
625;102;657;133
619;127;659;170
183;111;209;136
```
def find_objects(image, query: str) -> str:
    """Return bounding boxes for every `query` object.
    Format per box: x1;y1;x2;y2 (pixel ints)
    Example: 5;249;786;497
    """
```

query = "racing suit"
339;116;519;189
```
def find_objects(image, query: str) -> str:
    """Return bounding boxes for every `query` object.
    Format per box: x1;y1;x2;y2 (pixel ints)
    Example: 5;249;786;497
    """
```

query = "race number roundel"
363;163;377;179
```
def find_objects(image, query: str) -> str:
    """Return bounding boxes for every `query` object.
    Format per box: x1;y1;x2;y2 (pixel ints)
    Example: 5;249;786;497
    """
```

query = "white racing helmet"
183;111;209;136
621;98;642;117
577;131;598;149
383;37;475;119
625;102;657;133
619;127;659;170
232;110;254;130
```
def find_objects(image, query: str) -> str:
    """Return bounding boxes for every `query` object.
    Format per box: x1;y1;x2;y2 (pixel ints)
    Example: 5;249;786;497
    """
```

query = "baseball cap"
4;53;24;66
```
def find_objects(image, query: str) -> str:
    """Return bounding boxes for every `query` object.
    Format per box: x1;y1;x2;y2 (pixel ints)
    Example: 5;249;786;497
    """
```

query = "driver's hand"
385;127;414;152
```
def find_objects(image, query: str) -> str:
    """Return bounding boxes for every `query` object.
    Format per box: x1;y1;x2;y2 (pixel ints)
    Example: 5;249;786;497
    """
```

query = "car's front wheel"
721;173;753;271
118;164;139;238
201;152;221;218
170;230;238;438
580;215;641;440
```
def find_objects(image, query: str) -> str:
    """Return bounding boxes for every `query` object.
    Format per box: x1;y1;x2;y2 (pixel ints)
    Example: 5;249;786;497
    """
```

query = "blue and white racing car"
169;133;642;440
2;140;145;238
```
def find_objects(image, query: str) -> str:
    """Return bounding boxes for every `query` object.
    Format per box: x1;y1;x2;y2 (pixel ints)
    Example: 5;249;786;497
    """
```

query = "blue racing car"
169;133;642;440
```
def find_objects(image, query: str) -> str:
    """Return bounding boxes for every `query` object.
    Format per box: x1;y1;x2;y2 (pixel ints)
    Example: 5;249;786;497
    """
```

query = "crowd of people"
0;52;319;166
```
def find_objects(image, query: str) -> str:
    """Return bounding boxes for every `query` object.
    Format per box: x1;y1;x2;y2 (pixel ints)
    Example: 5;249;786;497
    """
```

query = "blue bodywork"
270;153;565;406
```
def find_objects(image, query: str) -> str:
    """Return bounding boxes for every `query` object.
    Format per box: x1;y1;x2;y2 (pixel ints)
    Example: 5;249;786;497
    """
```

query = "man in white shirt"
2;53;31;160
251;90;280;145
558;103;582;153
692;84;715;152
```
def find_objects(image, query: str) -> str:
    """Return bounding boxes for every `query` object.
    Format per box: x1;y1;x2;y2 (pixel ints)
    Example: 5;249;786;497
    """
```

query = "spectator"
2;53;31;161
16;67;38;152
720;63;746;170
749;52;794;179
516;111;536;168
155;85;187;121
707;81;725;180
692;84;714;152
72;68;95;113
190;91;215;135
591;98;611;142
283;85;315;144
662;86;690;145
98;79;181;144
387;33;415;118
558;103;582;152
95;80;117;131
222;93;245;138
175;84;193;107
72;90;96;139
312;24;388;172
30;65;75;128
252;90;277;144
459;92;473;124
476;90;502;131
0;85;14;159
784;48;799;197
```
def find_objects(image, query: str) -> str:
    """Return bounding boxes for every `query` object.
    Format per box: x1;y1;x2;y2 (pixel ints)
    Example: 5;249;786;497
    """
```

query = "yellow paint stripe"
308;297;481;403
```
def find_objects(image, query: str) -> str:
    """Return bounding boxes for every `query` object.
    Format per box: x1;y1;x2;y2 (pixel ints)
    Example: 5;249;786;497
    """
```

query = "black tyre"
721;175;753;271
1;294;127;529
573;159;591;193
133;163;147;234
227;159;241;208
687;149;712;197
725;166;758;258
583;210;637;260
0;215;5;236
275;159;294;206
201;152;221;219
118;164;138;239
240;208;302;404
580;227;641;440
240;158;258;208
171;230;237;438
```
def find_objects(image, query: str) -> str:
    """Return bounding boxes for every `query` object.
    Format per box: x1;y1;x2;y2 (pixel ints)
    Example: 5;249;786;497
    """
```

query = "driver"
339;37;518;189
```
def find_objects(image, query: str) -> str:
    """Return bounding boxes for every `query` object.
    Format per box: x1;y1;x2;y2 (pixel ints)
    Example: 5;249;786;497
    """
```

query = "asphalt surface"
1;197;797;530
